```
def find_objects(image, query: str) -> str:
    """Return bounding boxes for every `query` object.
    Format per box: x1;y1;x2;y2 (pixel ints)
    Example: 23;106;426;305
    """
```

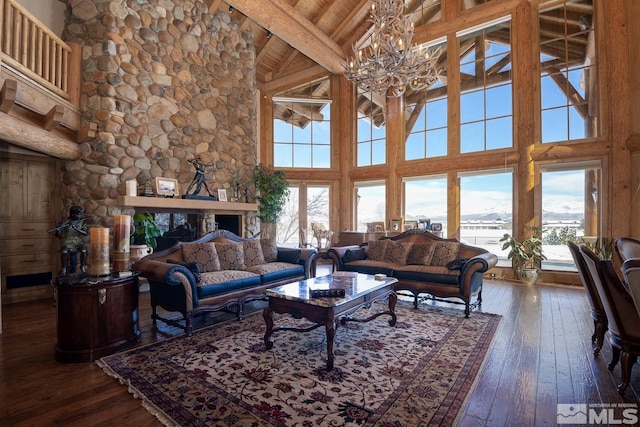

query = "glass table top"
265;272;397;307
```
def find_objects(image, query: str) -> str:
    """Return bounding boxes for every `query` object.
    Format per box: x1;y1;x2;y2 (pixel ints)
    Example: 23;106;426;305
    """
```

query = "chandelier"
344;0;442;97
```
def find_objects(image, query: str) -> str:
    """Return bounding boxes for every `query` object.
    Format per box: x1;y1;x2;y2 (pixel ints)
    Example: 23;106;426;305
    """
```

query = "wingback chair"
580;244;640;395
615;237;640;264
567;241;608;356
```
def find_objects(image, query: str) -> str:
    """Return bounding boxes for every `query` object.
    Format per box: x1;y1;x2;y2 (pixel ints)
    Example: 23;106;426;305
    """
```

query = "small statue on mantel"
184;155;217;199
49;205;88;276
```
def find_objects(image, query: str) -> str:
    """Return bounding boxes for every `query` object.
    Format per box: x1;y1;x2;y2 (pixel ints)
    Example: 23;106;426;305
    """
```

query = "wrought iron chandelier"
344;0;442;98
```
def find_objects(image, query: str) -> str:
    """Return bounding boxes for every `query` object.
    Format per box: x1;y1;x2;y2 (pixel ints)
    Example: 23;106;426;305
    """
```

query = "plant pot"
517;267;540;285
130;244;153;262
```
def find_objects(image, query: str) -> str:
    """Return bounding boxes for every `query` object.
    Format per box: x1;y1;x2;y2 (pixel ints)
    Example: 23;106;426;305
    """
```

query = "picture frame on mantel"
217;188;228;202
154;177;178;197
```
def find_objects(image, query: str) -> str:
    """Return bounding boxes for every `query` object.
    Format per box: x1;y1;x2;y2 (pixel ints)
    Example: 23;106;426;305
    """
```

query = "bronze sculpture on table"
49;205;88;276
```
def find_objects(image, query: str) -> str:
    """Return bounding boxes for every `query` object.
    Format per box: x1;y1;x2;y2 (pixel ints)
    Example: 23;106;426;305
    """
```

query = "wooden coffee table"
263;272;398;370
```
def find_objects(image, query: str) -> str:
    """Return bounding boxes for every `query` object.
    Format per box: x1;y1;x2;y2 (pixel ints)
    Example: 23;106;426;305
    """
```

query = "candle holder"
113;215;131;272
90;227;110;276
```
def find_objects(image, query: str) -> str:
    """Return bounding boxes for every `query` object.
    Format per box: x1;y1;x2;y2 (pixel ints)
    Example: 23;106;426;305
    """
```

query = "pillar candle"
113;215;131;253
90;227;110;276
126;180;137;196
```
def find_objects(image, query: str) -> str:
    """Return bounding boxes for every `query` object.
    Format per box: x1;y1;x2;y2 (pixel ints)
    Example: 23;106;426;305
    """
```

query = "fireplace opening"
215;214;241;235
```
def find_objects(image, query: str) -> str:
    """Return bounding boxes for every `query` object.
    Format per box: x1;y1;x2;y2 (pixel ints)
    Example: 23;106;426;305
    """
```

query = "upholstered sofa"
327;229;497;316
132;230;318;335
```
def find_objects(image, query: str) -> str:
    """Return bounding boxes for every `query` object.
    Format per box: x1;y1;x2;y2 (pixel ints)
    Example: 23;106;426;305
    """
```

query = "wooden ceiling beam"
225;0;345;74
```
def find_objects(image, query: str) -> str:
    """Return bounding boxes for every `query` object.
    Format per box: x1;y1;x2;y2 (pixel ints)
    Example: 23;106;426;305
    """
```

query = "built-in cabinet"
0;152;60;303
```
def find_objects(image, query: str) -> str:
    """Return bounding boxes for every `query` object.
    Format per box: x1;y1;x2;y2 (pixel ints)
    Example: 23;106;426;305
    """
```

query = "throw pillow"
343;247;367;263
384;241;413;264
243;239;266;267
447;257;469;271
366;240;388;261
431;241;460;266
167;259;202;283
181;242;220;272
215;242;246;270
406;242;435;265
277;249;301;264
261;238;278;263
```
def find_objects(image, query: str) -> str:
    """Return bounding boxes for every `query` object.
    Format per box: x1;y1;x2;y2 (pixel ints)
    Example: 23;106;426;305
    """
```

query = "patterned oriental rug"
97;302;500;426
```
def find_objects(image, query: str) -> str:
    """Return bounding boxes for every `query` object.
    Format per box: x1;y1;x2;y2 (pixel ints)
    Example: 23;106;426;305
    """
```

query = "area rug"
97;302;500;426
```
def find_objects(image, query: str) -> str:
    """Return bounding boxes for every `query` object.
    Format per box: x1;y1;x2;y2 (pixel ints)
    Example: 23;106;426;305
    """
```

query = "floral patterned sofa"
133;229;318;335
327;230;497;317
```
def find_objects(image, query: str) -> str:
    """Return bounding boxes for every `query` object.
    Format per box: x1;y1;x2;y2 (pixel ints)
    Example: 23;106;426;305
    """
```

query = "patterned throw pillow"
430;241;460;266
366;240;389;261
261;238;278;263
215;242;246;270
181;242;220;272
243;240;266;267
406;242;435;265
384;241;413;264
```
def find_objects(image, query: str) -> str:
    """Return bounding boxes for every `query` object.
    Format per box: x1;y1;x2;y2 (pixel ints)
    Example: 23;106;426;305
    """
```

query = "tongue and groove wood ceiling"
204;0;593;129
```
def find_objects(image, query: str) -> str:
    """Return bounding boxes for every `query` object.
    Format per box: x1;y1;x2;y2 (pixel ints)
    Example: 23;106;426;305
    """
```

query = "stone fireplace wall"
63;0;257;233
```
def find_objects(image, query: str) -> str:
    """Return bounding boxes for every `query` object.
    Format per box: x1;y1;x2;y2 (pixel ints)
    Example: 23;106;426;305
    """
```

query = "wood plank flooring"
1;272;638;426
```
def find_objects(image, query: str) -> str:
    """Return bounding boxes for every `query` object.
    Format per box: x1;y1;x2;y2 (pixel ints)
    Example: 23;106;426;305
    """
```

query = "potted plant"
500;226;547;284
253;164;290;239
131;212;163;260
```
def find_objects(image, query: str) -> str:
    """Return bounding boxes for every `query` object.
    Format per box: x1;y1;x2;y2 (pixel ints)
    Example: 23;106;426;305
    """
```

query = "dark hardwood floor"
1;269;638;426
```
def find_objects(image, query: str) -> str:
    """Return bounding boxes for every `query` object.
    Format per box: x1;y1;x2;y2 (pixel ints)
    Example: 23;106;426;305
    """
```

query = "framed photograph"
366;222;375;232
389;217;404;232
404;220;418;230
217;188;228;202
154;177;178;197
431;222;443;232
371;221;385;232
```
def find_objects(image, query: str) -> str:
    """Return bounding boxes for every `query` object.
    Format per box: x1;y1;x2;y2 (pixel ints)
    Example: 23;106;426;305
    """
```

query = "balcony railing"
0;0;71;99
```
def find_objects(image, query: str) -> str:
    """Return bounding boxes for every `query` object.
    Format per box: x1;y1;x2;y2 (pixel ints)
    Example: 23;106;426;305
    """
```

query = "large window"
355;181;386;231
357;96;386;167
540;0;598;143
403;176;448;235
405;41;448;161
276;183;331;247
459;170;513;265
273;99;331;168
540;162;601;270
458;18;513;153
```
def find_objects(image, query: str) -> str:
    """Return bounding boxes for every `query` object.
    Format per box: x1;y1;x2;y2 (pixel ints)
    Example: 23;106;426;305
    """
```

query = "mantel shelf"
118;196;258;212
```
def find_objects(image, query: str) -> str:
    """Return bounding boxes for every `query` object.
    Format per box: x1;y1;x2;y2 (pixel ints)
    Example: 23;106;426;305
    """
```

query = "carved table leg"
325;318;336;370
388;292;397;326
263;307;274;349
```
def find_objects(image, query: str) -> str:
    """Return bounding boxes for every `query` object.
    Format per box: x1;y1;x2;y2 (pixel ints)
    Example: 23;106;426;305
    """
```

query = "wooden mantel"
118;196;258;212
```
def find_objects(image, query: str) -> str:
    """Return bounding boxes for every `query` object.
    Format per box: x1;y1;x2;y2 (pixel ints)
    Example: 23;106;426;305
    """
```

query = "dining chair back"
567;241;607;356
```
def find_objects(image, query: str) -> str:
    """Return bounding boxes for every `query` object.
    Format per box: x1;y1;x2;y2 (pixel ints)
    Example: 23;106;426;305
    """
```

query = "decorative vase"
130;244;153;263
517;267;540;285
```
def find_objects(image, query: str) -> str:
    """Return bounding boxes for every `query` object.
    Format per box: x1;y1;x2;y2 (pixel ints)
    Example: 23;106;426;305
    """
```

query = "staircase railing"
0;0;71;100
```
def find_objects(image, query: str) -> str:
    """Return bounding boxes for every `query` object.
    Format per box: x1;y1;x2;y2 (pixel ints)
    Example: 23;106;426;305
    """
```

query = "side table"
55;272;141;363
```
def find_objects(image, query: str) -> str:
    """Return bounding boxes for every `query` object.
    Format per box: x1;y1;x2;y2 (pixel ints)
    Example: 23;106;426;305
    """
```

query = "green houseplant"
500;226;547;284
253;164;290;238
132;212;163;249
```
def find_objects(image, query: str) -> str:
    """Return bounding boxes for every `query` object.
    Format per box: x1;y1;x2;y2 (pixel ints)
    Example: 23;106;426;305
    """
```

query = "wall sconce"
229;6;234;13
266;30;272;39
591;187;598;203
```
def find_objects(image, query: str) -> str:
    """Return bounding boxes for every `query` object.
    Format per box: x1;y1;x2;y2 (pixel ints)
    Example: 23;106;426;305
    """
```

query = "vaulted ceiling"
203;0;593;129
